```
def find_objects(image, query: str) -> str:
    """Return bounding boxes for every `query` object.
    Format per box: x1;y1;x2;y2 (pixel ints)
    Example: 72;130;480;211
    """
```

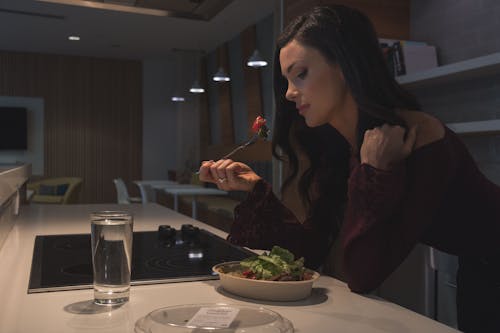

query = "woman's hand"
360;124;417;170
198;159;262;192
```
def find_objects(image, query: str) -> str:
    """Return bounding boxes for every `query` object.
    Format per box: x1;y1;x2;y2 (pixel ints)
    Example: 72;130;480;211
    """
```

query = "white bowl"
213;261;320;302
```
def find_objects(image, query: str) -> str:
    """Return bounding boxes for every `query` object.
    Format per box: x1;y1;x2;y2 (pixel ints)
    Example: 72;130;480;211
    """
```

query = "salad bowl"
212;261;320;301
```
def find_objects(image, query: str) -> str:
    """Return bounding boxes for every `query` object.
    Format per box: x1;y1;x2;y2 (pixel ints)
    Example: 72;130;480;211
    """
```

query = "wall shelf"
397;52;500;88
446;120;500;136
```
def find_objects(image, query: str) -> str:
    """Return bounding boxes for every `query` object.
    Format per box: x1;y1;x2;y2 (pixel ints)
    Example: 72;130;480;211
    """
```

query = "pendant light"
212;67;230;82
190;51;205;93
171;51;186;102
247;49;268;68
212;46;230;82
189;80;205;93
171;96;185;102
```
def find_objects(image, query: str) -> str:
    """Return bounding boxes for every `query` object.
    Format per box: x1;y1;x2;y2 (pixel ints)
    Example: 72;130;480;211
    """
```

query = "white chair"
113;178;142;204
136;183;156;204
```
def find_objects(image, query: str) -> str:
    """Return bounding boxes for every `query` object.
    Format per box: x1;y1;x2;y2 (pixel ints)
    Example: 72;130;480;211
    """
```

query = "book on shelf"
379;38;438;77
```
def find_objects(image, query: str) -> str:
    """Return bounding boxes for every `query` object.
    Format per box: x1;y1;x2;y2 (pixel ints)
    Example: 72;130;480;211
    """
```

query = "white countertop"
0;203;459;333
0;163;31;252
0;163;31;204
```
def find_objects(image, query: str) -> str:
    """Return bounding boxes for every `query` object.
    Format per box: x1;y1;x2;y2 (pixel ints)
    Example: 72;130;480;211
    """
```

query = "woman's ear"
339;66;345;83
333;63;346;83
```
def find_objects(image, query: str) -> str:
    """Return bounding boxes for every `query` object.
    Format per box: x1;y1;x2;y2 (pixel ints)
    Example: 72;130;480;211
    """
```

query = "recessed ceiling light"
68;36;80;41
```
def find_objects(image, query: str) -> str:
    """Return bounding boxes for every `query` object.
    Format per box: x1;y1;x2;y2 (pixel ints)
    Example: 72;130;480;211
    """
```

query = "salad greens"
239;246;306;281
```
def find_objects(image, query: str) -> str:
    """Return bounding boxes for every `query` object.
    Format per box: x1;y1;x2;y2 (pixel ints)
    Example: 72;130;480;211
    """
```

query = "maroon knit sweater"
227;127;500;293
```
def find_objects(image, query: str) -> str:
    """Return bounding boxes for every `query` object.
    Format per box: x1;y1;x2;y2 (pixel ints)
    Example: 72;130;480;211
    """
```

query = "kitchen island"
0;203;459;333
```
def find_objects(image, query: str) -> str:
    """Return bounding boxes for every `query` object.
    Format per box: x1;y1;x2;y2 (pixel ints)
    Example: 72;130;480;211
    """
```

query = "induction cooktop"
28;224;253;293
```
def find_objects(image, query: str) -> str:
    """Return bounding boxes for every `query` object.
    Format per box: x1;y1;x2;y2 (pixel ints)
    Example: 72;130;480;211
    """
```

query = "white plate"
213;261;320;302
134;303;294;333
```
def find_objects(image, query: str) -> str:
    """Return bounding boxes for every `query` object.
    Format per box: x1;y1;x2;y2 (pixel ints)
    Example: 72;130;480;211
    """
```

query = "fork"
220;133;259;159
196;133;260;174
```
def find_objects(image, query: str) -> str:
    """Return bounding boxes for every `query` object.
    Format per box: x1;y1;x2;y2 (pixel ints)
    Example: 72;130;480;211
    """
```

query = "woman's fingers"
208;159;233;185
360;124;416;170
200;159;257;191
208;160;223;183
216;159;233;184
370;125;405;142
403;125;418;155
199;160;215;182
226;162;244;184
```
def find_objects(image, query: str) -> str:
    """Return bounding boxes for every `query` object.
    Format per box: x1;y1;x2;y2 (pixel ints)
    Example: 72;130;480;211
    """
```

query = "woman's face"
279;39;350;128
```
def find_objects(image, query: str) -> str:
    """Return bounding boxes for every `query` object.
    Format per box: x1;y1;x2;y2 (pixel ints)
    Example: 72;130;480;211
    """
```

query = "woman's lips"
297;104;310;115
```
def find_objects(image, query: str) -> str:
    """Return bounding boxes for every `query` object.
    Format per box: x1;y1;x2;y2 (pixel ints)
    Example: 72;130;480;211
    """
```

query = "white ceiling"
0;0;278;59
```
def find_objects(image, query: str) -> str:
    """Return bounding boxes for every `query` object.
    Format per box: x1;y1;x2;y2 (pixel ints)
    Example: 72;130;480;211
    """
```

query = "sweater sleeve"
341;142;456;293
228;179;332;269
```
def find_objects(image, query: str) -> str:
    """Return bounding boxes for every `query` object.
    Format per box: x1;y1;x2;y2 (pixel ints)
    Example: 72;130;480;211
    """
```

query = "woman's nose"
285;85;298;101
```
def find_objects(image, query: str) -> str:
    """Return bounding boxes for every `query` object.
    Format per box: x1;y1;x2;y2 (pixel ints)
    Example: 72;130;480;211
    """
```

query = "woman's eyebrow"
282;62;298;77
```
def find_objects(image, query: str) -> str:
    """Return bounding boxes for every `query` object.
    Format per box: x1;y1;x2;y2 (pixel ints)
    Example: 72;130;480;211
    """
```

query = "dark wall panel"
0;51;142;203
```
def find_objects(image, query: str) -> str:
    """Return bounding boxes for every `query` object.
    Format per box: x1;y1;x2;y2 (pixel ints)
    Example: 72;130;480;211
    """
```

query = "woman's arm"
228;179;333;269
200;158;332;267
341;127;454;293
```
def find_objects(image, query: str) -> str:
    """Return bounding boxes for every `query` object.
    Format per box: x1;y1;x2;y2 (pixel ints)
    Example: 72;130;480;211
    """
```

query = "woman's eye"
297;69;308;79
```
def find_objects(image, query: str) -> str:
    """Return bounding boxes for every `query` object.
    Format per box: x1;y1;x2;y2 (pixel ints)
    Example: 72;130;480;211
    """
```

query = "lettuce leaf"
239;246;306;280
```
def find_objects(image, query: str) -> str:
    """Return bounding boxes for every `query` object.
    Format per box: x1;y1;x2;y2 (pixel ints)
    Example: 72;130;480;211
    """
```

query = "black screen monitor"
0;107;28;150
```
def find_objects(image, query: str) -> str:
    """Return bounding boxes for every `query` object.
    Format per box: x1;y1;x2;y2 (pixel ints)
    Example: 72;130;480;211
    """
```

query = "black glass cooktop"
28;225;253;293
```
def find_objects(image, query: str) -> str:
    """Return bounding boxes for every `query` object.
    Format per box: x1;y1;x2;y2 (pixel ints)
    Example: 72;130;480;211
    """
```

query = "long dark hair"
272;5;420;236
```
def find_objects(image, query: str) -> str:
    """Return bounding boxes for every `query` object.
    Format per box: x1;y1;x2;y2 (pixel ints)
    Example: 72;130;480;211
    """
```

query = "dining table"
134;180;227;219
132;179;180;203
0;203;459;333
133;180;179;189
162;187;227;219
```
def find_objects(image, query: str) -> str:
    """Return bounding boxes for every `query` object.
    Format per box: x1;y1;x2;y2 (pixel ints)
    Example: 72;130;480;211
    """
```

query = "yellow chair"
28;177;83;204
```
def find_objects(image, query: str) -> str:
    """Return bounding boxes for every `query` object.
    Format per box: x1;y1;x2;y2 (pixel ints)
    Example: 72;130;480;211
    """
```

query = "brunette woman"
199;5;500;332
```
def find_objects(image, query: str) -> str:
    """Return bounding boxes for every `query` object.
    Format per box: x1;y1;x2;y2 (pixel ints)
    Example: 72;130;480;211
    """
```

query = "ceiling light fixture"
212;67;230;82
247;49;267;68
68;35;80;41
189;80;205;93
171;96;185;102
190;51;205;93
170;50;188;103
212;46;231;82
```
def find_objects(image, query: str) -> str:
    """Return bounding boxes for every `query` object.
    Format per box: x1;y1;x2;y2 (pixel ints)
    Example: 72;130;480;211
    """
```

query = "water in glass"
91;211;133;305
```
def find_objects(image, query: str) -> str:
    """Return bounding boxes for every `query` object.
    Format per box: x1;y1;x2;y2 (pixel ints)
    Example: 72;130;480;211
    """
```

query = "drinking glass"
91;211;133;305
